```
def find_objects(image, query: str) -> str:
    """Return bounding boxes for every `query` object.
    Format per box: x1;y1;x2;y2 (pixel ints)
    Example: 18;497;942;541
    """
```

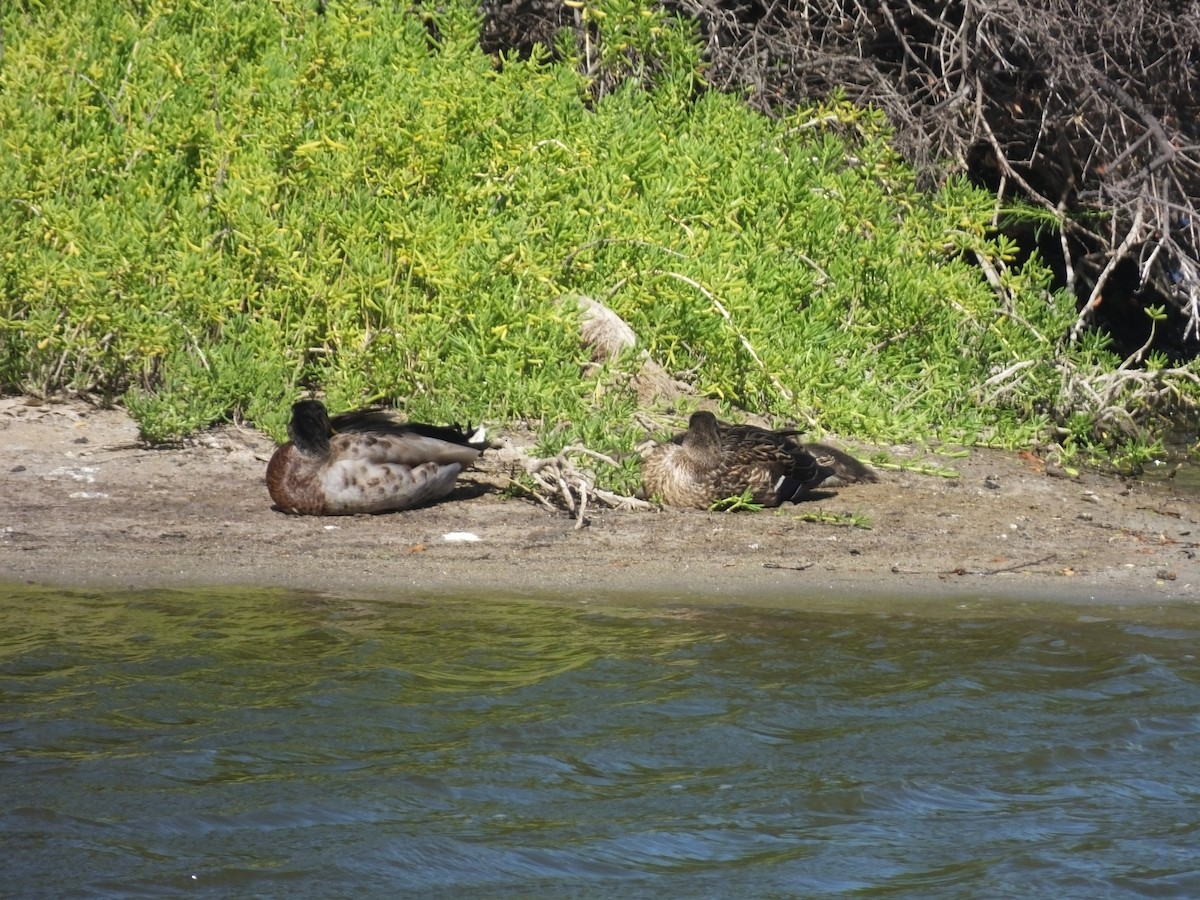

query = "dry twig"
504;442;652;528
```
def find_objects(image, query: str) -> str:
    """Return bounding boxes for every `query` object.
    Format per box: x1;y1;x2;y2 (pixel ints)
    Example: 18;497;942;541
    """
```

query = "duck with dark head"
266;399;489;515
642;410;876;509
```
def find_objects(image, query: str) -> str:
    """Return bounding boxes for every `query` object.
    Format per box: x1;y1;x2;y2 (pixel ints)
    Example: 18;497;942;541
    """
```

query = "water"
2;586;1199;898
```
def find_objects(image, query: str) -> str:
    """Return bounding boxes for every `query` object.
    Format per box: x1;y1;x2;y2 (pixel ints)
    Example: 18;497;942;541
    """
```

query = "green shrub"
1;0;1188;478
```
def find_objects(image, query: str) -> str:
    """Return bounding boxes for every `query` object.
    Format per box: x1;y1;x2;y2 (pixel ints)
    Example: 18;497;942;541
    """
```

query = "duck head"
679;410;724;471
289;400;333;457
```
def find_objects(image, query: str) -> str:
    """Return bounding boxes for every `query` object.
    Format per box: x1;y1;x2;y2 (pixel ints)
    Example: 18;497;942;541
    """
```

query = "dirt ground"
2;395;1197;613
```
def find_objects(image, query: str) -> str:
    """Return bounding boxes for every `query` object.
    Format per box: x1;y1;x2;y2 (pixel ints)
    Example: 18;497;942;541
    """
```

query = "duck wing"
314;431;481;513
330;407;489;449
330;431;483;468
318;458;465;514
713;424;833;505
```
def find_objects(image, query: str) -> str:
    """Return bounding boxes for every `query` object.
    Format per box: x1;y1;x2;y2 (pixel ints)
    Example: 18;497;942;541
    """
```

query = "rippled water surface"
2;586;1199;898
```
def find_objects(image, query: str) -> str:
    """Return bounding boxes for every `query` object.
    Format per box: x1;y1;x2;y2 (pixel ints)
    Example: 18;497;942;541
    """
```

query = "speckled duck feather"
266;400;485;516
642;411;876;509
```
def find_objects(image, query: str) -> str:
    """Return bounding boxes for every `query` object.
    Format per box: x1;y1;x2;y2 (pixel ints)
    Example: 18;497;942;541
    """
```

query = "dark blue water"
2;585;1199;897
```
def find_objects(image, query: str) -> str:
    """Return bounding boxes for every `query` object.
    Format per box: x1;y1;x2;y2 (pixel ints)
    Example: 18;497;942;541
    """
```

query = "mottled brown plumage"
266;400;486;515
642;410;876;509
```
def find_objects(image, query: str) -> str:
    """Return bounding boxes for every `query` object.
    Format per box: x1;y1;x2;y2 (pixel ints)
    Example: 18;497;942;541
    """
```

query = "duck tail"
772;456;834;504
803;443;878;484
395;421;492;450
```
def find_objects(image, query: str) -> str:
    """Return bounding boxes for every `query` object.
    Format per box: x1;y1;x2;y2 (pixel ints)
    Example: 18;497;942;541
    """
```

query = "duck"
266;400;489;515
641;410;877;509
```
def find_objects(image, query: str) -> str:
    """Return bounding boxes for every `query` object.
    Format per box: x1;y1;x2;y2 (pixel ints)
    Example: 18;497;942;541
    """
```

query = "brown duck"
642;410;877;509
266;400;488;515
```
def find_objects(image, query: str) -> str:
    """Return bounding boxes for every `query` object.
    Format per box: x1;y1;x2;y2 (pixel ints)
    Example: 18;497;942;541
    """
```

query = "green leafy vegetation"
784;509;873;529
2;0;1192;480
708;489;764;513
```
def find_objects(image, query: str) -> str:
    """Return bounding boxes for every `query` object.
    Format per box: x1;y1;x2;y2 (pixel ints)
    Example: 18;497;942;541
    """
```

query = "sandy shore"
2;396;1197;614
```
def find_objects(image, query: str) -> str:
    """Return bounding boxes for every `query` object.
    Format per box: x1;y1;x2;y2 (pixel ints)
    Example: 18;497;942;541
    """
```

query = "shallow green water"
2;586;1199;898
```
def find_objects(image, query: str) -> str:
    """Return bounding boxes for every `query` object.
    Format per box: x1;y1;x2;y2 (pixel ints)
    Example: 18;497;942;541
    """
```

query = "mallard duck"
642;410;876;509
266;400;488;515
